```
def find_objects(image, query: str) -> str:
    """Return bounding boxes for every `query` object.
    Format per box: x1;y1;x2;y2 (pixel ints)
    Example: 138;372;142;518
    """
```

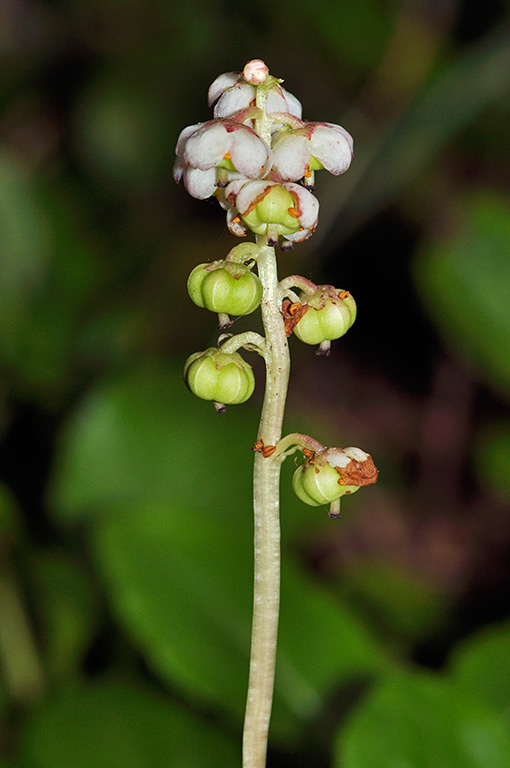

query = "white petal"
208;72;239;107
285;183;319;229
343;447;369;462
323;122;354;153
272;133;310;180
229;129;271;177
265;88;302;118
325;449;350;469
310;124;353;175
223;178;250;208
183;167;218;199
266;90;289;113
183;122;228;170
284;228;313;243
234;180;276;215
173;156;185;183
281;88;302;118
175;122;204;156
213;84;255;118
226;207;247;237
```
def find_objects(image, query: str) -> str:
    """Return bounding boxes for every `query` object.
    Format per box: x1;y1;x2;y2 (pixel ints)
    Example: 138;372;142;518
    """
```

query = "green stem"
220;331;267;358
242;241;290;768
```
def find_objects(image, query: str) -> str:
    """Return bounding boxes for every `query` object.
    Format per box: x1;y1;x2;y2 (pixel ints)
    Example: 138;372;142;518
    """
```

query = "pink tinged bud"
243;59;269;84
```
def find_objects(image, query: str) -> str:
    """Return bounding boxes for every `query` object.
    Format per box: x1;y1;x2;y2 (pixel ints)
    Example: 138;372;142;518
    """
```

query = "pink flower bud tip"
243;60;269;85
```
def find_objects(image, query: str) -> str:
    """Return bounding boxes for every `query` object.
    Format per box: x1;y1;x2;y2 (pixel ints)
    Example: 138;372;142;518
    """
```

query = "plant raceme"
175;59;377;768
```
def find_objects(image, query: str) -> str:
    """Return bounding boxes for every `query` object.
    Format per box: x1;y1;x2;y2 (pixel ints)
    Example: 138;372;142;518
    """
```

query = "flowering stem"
243;239;290;768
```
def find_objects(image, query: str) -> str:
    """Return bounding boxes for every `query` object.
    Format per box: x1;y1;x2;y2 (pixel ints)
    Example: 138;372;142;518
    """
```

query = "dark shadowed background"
1;1;509;766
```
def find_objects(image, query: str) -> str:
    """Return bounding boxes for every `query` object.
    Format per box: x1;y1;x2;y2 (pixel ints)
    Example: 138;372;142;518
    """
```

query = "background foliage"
1;0;509;765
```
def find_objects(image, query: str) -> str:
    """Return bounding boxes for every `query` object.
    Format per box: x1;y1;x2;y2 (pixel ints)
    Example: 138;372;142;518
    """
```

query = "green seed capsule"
187;262;262;316
292;462;359;507
292;446;377;507
184;348;255;405
293;286;356;345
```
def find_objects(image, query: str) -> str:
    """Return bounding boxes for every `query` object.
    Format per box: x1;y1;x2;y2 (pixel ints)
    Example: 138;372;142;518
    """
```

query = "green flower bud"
184;348;255;405
293;286;356;345
292;446;377;507
187;261;262;316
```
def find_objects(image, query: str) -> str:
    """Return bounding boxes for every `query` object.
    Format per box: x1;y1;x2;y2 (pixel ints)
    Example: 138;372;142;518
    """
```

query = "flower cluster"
174;59;353;246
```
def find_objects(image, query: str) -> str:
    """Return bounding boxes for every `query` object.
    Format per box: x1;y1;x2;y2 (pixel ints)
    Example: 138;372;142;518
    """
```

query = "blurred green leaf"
92;501;387;743
0;151;49;357
449;621;510;718
0;171;104;399
50;363;388;742
49;362;259;520
283;0;391;71
28;550;98;678
415;192;510;396
336;669;510;768
20;680;237;768
473;422;510;499
74;74;172;189
339;558;446;644
325;30;510;239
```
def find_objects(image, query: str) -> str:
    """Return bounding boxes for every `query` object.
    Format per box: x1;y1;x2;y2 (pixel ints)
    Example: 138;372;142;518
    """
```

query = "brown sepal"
337;454;378;487
281;299;309;337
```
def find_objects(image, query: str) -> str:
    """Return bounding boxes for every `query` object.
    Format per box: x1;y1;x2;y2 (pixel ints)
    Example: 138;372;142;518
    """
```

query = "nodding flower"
271;121;353;183
222;179;319;245
174;118;273;200
208;71;302;120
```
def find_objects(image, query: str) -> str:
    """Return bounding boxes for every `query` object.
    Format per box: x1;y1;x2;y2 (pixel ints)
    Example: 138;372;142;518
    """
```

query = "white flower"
208;72;302;120
173;118;272;200
272;122;353;181
223;179;319;244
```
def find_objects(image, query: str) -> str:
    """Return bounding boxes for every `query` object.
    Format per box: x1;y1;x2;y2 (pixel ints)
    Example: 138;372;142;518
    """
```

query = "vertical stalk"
242;242;290;768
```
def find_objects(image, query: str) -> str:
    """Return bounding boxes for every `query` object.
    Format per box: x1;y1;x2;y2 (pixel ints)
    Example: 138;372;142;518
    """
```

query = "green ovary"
242;186;301;235
308;156;325;171
294;295;356;345
203;270;262;315
185;350;255;404
293;463;360;507
188;263;262;315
